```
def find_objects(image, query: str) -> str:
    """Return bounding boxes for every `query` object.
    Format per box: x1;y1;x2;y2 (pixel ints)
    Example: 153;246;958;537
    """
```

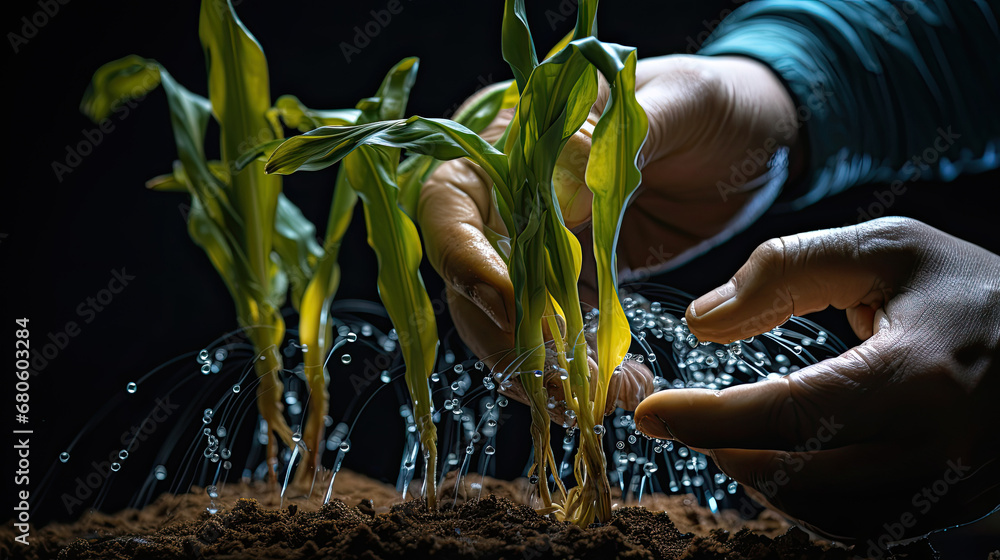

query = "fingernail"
636;414;676;440
471;282;512;333
690;281;736;319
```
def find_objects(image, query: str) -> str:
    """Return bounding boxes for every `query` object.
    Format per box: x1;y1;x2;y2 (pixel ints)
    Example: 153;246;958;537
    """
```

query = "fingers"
418;110;516;333
710;445;1000;541
634;341;889;450
685;225;895;344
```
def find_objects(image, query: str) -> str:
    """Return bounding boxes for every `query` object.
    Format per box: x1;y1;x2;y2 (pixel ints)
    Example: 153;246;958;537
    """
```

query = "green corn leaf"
365;57;419;122
271;94;360;132
80;55;161;122
266;117;511;205
582;48;647;408
573;0;599;40
502;0;538;92
200;0;282;306
344;144;439;504
396;79;512;217
273;194;323;311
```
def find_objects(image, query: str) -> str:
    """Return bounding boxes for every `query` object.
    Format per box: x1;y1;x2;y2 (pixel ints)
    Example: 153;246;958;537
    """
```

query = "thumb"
684;224;906;344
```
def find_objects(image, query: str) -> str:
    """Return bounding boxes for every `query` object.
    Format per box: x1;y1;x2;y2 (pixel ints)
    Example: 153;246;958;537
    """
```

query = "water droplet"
380;370;391;383
643;463;658;474
216;427;227;438
202;415;212;424
210;453;220;463
126;382;137;394
792;345;803;355
533;370;543;378
727;481;738;494
454;363;464;374
207;485;219;499
119;450;129;460
204;408;214;417
204;428;212;436
528;474;539;484
558;368;568;381
154;465;167;480
221;448;231;459
475;361;484;370
616;441;625;450
484;445;496;455
593;425;606;436
223;460;232;470
201;363;212;375
111;462;121;472
451;381;461;391
232;384;241;393
198;349;210;362
341;354;352;364
292;432;302;442
486;419;497;427
339;441;350;452
214;348;228;361
714;473;727;484
466;444;475;455
497;397;508;407
59;452;70;463
628;435;637;444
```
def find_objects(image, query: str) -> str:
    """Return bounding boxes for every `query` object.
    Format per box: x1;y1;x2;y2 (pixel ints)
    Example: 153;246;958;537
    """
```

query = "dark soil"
1;470;952;560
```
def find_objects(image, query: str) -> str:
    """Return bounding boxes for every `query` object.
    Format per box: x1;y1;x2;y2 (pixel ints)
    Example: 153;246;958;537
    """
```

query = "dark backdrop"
5;0;998;555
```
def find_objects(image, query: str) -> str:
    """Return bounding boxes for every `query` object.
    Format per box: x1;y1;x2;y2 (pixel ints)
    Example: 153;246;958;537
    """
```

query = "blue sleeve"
698;0;1000;210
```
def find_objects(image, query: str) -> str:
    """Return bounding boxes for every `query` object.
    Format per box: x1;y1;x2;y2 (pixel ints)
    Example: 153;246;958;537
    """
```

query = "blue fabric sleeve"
698;0;1000;211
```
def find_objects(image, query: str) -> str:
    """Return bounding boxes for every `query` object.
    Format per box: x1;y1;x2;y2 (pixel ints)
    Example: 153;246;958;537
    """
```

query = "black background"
4;0;998;556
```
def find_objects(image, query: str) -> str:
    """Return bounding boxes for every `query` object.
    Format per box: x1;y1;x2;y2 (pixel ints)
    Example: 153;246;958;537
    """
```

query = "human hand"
418;55;802;422
634;217;1000;542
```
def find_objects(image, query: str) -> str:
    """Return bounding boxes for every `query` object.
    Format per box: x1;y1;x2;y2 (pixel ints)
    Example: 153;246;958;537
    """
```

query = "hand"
418;55;801;422
634;217;1000;543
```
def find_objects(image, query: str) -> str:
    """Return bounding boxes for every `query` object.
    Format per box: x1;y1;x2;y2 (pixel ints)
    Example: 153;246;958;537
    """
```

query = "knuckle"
749;238;788;276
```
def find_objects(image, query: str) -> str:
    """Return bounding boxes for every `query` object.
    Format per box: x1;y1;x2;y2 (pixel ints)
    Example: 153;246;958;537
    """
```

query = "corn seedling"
82;0;318;481
263;0;646;525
